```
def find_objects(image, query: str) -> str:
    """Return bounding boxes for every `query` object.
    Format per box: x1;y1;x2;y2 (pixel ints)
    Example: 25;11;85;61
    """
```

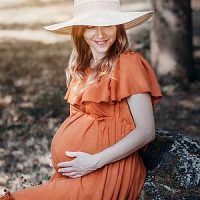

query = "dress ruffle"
64;50;162;110
0;192;15;200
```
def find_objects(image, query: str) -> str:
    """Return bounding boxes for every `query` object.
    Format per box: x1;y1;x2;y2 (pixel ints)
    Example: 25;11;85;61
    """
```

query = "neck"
90;49;106;63
90;58;99;69
93;58;100;64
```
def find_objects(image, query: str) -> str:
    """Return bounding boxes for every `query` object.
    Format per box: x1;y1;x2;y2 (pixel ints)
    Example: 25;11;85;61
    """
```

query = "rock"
139;130;200;200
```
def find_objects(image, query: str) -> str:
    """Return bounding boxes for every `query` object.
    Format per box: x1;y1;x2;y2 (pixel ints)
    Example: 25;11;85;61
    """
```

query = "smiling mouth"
94;40;108;45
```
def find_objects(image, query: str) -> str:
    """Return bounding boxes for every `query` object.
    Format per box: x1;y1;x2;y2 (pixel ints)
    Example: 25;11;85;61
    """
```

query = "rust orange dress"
0;50;162;200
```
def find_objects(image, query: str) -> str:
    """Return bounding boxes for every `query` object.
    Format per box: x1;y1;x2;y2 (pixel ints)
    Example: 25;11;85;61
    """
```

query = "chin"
95;47;110;53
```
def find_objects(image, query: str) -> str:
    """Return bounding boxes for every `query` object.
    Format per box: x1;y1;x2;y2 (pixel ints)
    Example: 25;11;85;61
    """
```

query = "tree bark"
151;0;197;84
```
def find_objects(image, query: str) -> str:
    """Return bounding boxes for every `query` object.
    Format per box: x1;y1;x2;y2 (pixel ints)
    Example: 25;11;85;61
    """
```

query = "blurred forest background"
0;0;199;194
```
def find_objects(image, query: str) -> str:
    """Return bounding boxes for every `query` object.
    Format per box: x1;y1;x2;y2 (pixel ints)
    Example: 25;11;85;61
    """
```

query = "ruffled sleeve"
110;51;163;109
64;51;162;110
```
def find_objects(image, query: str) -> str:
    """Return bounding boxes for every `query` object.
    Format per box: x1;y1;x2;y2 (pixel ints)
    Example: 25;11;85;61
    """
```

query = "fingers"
62;171;84;178
71;174;82;178
57;161;74;168
58;167;89;178
62;172;77;177
58;167;75;173
57;151;87;167
56;151;92;178
58;167;80;178
65;151;77;157
64;174;82;178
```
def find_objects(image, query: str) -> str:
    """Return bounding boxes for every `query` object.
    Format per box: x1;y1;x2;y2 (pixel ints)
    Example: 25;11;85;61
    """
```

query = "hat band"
74;1;120;17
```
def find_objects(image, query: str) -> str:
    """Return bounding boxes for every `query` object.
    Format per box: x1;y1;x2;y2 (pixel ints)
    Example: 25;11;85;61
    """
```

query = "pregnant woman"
1;0;162;199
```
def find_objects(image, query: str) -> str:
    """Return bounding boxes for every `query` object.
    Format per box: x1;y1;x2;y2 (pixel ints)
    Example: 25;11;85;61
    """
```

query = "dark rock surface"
138;130;200;200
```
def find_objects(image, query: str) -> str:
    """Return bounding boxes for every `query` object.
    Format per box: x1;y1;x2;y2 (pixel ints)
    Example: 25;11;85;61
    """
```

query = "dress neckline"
86;64;108;73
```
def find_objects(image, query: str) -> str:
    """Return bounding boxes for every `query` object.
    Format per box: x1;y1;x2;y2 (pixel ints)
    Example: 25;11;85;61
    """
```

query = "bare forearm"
95;127;155;168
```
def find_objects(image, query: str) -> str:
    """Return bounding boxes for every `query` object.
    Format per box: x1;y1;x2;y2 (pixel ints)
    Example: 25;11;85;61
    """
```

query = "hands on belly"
50;151;101;178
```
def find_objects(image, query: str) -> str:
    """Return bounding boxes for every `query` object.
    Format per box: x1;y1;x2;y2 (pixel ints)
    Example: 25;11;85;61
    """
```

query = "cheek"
84;36;89;44
83;35;90;45
110;28;117;42
84;32;94;44
110;33;117;43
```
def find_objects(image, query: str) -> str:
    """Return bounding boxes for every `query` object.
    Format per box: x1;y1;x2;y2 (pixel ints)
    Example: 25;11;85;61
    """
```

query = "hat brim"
43;11;154;35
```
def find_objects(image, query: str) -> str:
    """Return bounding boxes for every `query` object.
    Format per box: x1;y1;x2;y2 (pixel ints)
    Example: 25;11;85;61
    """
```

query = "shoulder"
119;49;144;59
115;49;145;68
111;49;147;75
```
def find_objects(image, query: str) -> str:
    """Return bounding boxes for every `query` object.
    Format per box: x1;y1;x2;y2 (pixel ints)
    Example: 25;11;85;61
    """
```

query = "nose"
97;26;104;38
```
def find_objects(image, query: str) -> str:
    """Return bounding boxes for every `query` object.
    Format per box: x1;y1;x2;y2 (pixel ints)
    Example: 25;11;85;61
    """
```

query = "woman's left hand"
57;151;100;178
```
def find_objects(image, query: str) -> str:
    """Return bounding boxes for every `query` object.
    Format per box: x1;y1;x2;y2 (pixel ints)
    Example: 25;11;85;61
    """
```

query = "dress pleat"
0;50;162;200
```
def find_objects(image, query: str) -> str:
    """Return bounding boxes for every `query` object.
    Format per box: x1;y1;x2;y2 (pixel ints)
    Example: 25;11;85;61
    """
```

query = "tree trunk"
150;0;197;84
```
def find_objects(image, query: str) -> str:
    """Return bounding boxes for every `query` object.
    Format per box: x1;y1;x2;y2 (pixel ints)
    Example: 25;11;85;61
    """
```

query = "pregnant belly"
50;113;107;168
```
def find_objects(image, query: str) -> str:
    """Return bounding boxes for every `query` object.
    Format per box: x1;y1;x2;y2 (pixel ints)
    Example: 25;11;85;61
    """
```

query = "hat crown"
73;0;121;16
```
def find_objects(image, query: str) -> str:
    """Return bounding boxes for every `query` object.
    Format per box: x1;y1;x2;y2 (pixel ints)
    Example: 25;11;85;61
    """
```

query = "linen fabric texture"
0;50;162;200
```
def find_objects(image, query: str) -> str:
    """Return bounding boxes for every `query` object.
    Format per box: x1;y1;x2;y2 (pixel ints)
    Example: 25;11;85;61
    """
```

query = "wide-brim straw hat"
43;0;154;35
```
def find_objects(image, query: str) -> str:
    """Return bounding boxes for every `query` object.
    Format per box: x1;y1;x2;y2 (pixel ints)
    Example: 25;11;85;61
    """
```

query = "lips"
94;40;108;45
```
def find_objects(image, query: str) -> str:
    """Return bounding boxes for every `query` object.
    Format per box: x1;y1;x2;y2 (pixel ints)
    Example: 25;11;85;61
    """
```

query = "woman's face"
83;25;117;60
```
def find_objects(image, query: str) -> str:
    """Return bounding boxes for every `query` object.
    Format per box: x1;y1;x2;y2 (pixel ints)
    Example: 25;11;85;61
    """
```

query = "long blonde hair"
65;24;129;96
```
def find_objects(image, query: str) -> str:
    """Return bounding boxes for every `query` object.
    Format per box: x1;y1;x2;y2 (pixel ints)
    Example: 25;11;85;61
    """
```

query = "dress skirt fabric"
0;50;162;200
